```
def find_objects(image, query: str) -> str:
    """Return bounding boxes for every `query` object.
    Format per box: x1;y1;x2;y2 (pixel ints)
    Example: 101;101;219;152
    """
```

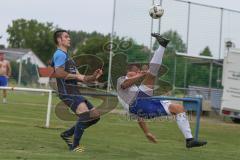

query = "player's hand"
146;132;158;143
93;69;103;80
140;70;148;76
136;70;147;77
75;74;85;81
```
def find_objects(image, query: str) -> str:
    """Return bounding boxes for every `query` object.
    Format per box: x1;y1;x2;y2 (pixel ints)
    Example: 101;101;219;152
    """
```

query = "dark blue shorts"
129;91;168;119
60;95;94;113
0;76;8;86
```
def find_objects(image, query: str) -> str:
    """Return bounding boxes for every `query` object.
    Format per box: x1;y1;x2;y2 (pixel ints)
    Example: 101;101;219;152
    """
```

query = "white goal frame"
0;86;53;128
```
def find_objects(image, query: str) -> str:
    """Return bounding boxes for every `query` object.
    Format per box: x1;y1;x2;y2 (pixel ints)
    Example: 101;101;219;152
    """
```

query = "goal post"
0;86;53;128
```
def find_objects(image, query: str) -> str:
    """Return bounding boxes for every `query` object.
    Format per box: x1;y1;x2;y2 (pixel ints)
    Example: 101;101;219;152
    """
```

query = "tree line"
6;19;222;89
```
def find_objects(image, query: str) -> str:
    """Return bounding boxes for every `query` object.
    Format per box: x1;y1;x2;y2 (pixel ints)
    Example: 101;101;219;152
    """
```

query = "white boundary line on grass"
0;86;53;128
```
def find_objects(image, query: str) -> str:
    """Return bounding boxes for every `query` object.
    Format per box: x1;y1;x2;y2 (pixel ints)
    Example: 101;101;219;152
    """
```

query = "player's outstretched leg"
151;33;170;48
186;137;207;148
169;104;207;148
141;33;169;90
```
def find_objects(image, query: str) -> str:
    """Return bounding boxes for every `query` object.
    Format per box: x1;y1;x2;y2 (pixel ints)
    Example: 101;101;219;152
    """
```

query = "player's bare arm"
55;67;103;82
55;67;79;80
7;61;11;77
121;71;146;89
83;68;103;82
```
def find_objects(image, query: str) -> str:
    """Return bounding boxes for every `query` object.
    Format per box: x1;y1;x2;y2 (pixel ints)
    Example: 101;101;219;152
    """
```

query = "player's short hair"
53;29;68;45
127;64;140;72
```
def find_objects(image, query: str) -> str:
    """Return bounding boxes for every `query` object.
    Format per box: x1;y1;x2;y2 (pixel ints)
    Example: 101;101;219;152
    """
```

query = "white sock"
176;112;193;139
3;98;7;103
150;45;165;64
149;46;165;76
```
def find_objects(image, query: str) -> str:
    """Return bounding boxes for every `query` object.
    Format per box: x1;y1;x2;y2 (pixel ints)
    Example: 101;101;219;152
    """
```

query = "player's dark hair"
127;64;140;72
53;29;68;45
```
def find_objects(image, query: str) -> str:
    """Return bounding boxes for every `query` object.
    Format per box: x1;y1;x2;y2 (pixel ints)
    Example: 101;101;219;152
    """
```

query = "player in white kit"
117;33;207;148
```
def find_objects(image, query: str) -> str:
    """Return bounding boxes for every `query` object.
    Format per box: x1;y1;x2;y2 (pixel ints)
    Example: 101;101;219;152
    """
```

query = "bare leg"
76;102;100;122
3;90;7;103
168;103;185;115
141;34;170;90
75;102;89;114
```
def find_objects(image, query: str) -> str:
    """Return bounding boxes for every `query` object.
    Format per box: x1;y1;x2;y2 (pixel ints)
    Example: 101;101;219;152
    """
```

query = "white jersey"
117;76;172;115
117;76;139;111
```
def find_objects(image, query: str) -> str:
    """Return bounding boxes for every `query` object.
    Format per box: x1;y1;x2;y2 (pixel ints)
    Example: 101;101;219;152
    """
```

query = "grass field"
0;92;240;160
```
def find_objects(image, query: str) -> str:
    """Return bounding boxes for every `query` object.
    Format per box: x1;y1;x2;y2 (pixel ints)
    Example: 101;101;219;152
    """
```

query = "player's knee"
175;104;185;113
169;104;185;114
76;102;89;114
91;108;101;123
90;108;100;117
93;117;100;124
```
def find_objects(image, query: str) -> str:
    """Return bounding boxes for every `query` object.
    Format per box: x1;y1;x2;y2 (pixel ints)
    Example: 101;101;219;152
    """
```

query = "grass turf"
0;92;240;160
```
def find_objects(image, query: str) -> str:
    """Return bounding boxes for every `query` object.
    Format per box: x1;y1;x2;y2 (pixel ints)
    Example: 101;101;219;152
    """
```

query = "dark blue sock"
72;118;100;149
62;126;75;137
84;117;100;129
72;121;85;149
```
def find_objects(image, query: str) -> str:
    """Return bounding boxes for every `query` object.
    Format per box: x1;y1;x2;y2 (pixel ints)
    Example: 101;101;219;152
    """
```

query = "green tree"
68;31;88;53
68;31;102;53
153;30;187;87
7;19;56;63
74;33;109;82
75;34;150;85
76;34;110;56
200;46;212;57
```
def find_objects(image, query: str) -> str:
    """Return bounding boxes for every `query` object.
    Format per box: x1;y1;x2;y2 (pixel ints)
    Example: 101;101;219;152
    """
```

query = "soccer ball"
149;4;164;19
